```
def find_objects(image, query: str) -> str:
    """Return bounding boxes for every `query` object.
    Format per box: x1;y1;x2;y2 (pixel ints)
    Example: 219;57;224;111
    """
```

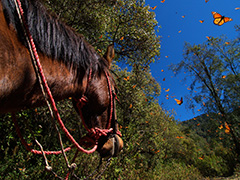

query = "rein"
12;0;121;156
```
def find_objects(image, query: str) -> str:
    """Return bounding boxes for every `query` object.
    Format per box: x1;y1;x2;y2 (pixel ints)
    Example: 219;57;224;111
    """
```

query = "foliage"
170;35;240;157
44;0;161;67
181;114;237;177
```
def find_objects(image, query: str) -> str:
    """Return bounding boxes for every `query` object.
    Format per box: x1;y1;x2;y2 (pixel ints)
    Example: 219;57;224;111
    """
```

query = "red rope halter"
13;0;120;155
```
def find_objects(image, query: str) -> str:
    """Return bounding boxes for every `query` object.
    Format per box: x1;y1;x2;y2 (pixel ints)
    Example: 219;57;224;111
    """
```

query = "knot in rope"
89;127;113;140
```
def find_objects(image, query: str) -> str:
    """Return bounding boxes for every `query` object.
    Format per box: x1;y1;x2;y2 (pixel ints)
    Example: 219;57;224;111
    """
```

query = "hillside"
180;113;221;142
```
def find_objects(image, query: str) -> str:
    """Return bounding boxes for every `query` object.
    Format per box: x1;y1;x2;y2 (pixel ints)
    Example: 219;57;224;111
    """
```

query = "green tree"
44;0;161;67
170;36;240;157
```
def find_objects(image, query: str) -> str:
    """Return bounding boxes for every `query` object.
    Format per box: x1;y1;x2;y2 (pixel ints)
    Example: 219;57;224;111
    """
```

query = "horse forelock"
1;0;107;74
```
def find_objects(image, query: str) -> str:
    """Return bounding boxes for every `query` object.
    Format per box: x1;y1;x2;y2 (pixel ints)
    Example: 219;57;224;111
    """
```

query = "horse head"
72;44;123;158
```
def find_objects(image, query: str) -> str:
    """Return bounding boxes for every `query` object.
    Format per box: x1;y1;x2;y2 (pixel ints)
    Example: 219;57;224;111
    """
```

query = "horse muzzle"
97;134;123;158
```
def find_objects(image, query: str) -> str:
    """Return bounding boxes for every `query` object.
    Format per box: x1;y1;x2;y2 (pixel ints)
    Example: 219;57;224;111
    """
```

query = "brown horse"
0;0;123;158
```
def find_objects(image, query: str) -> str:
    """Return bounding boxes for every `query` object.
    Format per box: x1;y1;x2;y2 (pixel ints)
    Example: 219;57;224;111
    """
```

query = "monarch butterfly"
212;12;232;26
174;97;183;105
151;6;157;10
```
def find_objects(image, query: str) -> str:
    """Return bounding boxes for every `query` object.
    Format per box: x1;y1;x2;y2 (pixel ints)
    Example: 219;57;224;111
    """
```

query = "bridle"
12;0;121;156
73;68;122;157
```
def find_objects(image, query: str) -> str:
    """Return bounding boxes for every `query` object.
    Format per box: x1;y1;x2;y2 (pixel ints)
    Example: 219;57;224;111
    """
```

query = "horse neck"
36;54;85;101
0;51;84;113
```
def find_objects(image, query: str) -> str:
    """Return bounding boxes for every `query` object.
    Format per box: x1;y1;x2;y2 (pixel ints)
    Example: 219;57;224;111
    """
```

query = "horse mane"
1;0;107;73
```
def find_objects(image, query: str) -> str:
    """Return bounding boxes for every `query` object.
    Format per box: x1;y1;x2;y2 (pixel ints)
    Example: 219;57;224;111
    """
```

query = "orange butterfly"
151;6;157;10
175;97;183;105
225;122;231;134
212;12;232;26
176;136;184;139
165;88;170;92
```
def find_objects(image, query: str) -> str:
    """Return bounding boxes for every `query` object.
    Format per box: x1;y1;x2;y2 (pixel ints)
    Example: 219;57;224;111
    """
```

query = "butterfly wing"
223;17;232;23
212;11;223;25
212;11;222;19
214;18;224;26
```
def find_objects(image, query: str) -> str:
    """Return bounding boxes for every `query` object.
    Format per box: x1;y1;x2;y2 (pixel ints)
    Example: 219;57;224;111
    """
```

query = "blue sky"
146;0;239;121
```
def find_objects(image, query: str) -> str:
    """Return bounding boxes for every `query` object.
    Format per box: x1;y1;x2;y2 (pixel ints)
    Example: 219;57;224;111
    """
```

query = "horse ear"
104;44;115;68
